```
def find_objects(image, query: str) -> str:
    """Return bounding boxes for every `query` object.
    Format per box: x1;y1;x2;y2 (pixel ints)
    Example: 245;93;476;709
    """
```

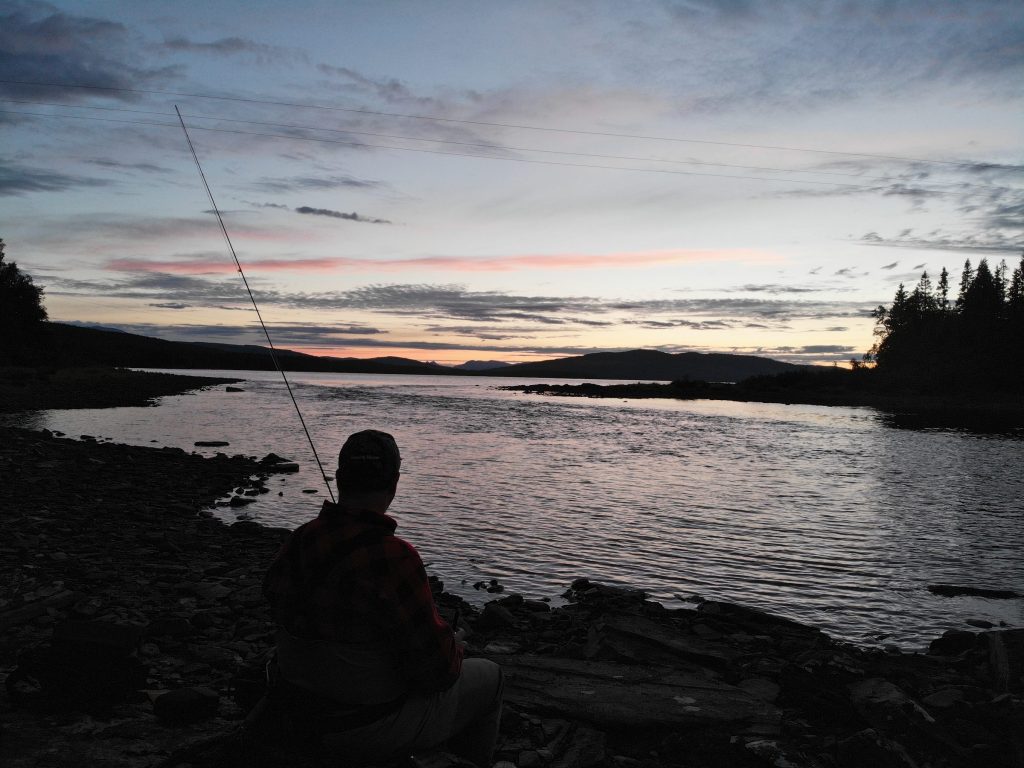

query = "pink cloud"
106;248;774;274
106;257;340;274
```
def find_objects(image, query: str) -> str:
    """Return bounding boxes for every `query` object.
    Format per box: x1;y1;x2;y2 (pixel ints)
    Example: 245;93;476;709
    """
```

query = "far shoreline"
501;380;1024;431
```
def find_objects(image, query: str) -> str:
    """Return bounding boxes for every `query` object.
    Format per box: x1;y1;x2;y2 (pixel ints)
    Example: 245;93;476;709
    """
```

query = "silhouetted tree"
0;238;47;328
871;256;1023;392
937;267;950;312
1009;255;1024;318
0;238;50;366
960;258;1002;320
955;259;974;310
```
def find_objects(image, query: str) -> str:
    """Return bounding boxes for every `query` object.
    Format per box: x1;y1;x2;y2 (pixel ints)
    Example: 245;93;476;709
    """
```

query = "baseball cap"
337;429;401;491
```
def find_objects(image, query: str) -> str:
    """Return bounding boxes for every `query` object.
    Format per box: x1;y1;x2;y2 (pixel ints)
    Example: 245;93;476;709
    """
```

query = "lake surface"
9;370;1024;648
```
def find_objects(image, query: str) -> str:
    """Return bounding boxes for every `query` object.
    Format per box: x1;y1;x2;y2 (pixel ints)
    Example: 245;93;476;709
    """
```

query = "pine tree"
1008;255;1024;317
955;259;974;311
910;271;936;317
961;258;1002;319
937;267;950;312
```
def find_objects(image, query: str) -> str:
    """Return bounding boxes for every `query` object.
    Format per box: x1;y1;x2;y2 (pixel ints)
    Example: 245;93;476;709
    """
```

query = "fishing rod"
175;105;336;503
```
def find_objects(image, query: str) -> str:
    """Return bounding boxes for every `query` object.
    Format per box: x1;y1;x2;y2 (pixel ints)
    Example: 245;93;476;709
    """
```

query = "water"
8;370;1024;648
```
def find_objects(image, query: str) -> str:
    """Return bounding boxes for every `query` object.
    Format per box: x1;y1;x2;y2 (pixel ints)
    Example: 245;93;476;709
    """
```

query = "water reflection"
5;371;1023;648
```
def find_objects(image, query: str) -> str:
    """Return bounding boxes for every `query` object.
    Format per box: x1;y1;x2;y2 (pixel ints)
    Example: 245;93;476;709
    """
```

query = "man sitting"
263;429;504;767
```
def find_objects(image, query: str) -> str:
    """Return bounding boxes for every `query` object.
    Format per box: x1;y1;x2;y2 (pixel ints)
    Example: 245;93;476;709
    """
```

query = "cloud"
106;256;346;273
0;162;111;195
730;284;837;294
642;0;1024;114
50;273;880;328
242;201;289;210
0;4;180;101
85;158;173;174
858;230;1022;255
880;261;899;270
295;206;392;225
254;174;380;193
149;302;188;309
104;247;775;275
161;35;297;63
317;64;417;103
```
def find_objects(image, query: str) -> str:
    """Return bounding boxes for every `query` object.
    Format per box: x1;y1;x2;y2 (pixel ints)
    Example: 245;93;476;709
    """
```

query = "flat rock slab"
494;654;779;730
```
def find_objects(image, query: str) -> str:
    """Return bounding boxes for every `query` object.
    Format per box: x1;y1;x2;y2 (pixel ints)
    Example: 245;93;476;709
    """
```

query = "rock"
496;655;779;730
921;687;968;709
738;678;781;703
847;678;934;733
966;618;994;629
190;644;243;669
229;495;256;507
586;613;738;669
195;441;230;447
153;686;220;724
146;616;194;638
929;629;978;656
836;728;919;768
268;461;299;473
927;584;1021;599
12;619;147;714
478;603;517;630
225;386;245;392
301;489;318;494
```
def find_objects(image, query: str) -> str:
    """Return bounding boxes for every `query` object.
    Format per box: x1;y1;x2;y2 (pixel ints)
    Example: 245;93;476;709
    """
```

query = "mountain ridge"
6;322;807;382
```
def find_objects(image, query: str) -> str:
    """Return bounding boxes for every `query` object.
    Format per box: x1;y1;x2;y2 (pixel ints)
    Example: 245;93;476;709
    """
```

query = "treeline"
869;256;1024;391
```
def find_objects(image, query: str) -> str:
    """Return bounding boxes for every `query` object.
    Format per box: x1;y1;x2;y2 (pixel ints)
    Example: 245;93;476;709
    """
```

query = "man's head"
335;429;401;501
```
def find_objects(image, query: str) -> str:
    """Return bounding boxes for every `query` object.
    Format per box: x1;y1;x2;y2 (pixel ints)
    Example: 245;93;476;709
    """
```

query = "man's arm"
376;538;464;691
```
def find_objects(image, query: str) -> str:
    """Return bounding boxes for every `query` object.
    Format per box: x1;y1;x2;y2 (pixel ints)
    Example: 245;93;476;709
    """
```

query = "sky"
1;0;1022;366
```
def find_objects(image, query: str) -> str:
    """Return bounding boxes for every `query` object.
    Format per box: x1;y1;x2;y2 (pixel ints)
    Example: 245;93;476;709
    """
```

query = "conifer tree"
937;267;950;312
955;259;974;310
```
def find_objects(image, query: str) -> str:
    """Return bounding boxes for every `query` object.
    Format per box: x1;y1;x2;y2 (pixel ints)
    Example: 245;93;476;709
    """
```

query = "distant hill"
494;349;805;382
4;323;805;383
11;323;461;376
453;360;512;371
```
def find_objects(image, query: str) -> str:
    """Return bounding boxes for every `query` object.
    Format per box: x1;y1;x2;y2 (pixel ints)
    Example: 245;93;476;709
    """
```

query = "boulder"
153;686;220;724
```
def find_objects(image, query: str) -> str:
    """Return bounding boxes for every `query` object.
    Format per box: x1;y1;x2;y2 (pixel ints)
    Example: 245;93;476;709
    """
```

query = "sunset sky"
2;0;1022;365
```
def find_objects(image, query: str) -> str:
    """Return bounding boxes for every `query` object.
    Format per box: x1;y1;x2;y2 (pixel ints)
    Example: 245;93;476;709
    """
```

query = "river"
9;369;1024;648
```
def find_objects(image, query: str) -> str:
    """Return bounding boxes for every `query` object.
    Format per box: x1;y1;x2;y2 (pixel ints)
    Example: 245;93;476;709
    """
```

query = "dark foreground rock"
1;428;1022;767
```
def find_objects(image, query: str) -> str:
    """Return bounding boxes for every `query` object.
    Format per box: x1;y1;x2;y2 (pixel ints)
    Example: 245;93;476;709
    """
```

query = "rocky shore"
0;367;241;413
2;426;1022;768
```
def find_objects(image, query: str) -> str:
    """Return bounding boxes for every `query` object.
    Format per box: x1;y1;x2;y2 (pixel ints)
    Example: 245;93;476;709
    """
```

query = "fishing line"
174;105;336;503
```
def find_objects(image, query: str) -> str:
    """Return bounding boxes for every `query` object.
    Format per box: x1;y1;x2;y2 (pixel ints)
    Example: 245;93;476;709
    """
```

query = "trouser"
321;658;504;768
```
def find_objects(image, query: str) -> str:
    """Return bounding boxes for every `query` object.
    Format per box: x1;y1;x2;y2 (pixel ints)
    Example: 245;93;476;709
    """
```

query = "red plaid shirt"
263;501;463;692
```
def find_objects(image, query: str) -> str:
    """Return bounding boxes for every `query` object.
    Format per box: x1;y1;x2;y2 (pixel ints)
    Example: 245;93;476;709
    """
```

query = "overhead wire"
0;78;1009;171
0;98;910;182
0;108;913;189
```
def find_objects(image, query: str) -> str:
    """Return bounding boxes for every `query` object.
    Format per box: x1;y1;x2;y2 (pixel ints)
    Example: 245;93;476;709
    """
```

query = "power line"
0;108;883;188
0;78;1006;171
0;98;906;182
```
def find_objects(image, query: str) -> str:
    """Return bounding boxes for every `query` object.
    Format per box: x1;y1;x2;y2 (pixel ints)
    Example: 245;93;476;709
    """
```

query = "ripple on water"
8;370;1024;648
